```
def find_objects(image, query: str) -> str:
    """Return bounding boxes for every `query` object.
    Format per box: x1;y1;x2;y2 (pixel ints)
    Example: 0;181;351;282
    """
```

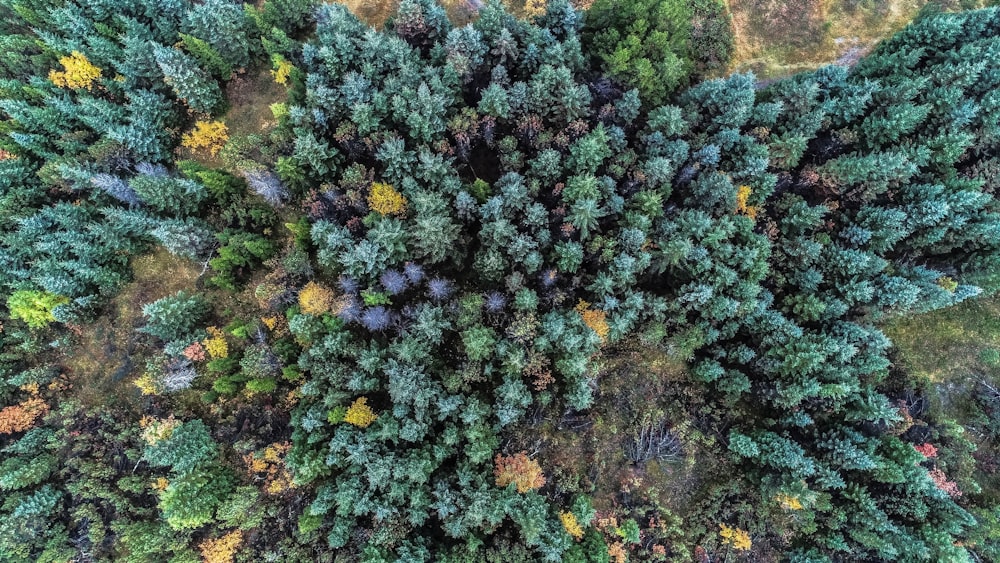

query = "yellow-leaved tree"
298;281;335;315
199;530;242;563
181;121;229;156
368;182;407;216
343;397;378;428
271;54;294;85
575;300;610;342
775;493;803;510
719;523;752;551
202;327;229;359
735;185;759;220
560;511;584;540
49;51;102;90
523;0;548;18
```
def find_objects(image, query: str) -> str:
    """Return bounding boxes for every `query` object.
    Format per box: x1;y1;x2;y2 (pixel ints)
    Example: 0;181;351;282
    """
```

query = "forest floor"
885;293;1000;500
223;68;288;138
60;249;202;409
886;294;1000;414
509;344;723;529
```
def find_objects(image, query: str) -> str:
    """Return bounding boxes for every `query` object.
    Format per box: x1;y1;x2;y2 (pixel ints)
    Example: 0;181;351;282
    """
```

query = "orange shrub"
244;442;295;494
494;452;546;493
607;541;627;563
183;341;207;362
199;530;242;563
929;467;962;498
0;397;49;434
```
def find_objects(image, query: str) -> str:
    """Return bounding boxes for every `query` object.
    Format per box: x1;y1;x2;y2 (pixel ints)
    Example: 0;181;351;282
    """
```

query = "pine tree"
151;218;217;261
153;43;223;115
185;0;253;70
140;291;209;343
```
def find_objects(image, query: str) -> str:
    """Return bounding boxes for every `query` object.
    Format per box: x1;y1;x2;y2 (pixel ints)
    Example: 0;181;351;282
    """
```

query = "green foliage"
258;0;320;37
159;468;234;530
143;420;218;473
142;420;234;530
1;204;152;307
151;218;217;261
140;291;209;343
130;173;207;217
1;0;999;561
153;44;224;115
6;290;68;329
0;453;57;491
583;0;731;105
179;33;233;80
216;486;265;529
114;522;195;563
209;230;277;289
185;0;253;70
615;518;640;544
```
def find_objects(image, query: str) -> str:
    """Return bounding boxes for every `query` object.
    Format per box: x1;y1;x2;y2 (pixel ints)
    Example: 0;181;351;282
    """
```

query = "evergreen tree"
153;43;223;114
140;290;208;343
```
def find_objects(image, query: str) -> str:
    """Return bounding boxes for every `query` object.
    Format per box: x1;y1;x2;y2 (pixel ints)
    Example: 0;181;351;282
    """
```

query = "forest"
1;0;1000;561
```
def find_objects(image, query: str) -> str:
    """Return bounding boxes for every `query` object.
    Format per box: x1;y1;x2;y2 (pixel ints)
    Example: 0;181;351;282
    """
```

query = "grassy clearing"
884;295;1000;513
885;295;1000;385
60;248;202;408
884;294;1000;480
724;0;991;80
178;67;287;169
884;293;1000;437
222;67;288;138
509;343;723;529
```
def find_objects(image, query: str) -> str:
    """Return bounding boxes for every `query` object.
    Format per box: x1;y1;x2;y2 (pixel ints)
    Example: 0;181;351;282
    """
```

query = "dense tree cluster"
266;2;1000;559
1;0;1000;560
